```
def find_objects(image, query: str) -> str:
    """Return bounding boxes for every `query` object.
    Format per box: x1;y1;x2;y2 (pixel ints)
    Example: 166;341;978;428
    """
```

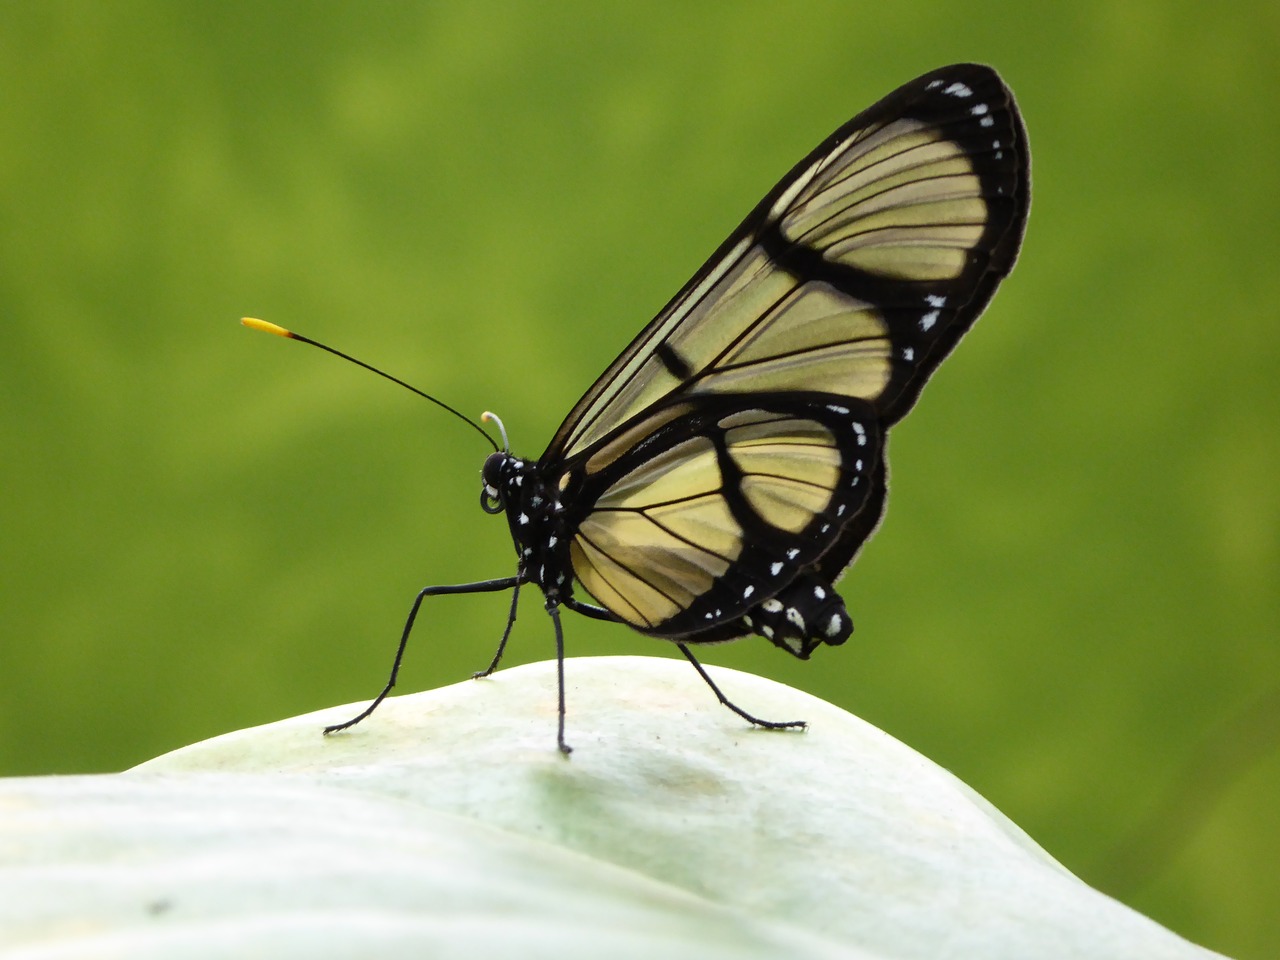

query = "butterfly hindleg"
677;644;808;732
562;599;805;735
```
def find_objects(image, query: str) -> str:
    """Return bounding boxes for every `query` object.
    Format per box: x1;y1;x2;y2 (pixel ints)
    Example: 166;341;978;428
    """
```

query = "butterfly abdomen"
742;571;853;660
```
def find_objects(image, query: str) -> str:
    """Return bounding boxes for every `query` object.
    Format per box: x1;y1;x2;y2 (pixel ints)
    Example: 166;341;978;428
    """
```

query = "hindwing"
559;394;881;638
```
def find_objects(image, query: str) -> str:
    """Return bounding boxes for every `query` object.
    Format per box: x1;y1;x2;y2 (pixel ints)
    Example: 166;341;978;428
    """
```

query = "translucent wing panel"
724;417;840;533
598;436;719;509
698;279;892;398
781;119;987;282
574;494;739;629
563;242;793;455
740;476;833;534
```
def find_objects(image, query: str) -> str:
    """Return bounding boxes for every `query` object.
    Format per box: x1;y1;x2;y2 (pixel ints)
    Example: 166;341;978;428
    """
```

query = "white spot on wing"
926;294;947;308
920;309;940;331
944;82;973;98
770;561;783;576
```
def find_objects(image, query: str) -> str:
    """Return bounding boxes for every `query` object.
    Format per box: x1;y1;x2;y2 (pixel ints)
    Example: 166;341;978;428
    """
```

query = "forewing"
545;63;1029;462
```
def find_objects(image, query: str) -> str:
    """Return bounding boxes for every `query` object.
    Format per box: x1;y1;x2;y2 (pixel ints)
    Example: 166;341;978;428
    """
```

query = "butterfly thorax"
482;451;574;601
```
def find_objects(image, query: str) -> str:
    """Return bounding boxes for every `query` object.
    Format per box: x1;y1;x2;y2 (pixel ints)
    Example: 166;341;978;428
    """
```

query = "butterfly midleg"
676;643;807;731
473;577;525;679
545;601;572;755
323;575;524;736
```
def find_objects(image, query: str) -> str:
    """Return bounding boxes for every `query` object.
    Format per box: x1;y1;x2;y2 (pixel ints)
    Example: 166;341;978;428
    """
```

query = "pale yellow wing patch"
571;411;842;629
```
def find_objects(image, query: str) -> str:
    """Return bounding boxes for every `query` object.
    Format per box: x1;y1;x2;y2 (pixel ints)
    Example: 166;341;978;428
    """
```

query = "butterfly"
245;62;1029;753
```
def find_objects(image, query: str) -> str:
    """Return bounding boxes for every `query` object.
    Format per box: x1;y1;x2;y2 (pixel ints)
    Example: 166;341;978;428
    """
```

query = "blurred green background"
1;2;1275;956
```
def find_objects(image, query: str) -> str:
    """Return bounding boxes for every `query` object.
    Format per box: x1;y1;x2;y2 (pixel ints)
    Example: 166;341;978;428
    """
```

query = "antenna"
481;411;511;452
241;318;498;452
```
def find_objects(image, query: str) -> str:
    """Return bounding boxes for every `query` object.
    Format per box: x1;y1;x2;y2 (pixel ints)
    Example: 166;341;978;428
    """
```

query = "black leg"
547;601;572;756
677;643;807;731
563;597;624;623
323;575;524;736
473;578;523;678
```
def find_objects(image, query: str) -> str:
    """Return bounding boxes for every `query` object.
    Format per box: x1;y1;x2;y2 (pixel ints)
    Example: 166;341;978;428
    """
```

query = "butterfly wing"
542;63;1029;645
560;393;882;638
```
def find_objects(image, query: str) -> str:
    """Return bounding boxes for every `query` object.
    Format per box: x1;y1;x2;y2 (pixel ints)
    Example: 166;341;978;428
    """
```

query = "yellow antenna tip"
241;317;293;338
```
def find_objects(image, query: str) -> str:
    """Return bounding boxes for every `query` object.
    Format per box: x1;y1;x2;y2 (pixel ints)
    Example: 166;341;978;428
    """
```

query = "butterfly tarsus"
677;642;807;732
323;575;523;737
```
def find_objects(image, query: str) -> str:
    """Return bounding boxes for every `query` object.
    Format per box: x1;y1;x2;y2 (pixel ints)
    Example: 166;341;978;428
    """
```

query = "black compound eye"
482;451;507;487
480;452;508;514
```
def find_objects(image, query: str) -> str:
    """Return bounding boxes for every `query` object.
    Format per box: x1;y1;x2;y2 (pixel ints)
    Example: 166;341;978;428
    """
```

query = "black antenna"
242;318;498;452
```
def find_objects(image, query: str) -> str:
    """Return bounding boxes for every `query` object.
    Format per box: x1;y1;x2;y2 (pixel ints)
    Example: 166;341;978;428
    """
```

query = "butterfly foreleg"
323;574;525;736
676;643;807;731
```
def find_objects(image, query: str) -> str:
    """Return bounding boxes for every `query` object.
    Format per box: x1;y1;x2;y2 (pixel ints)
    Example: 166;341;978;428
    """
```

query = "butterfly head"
479;451;508;513
480;411;516;514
